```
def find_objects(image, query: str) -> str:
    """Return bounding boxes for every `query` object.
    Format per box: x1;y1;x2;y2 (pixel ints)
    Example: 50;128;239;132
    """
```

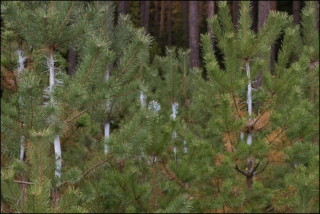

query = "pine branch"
81;45;101;88
65;106;94;123
249;17;276;55
124;117;148;144
37;134;43;212
56;30;87;48
112;88;140;98
111;18;127;50
4;181;26;213
13;180;35;185
186;145;196;166
6;11;40;42
131;171;147;212
252;161;260;173
30;89;33;129
112;40;144;85
82;156;114;177
174;197;191;213
44;16;49;44
2;123;28;139
255;161;269;175
234;164;249;176
53;1;76;43
57;195;74;213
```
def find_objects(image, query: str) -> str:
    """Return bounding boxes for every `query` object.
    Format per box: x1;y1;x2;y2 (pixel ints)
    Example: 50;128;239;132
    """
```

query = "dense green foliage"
1;1;319;213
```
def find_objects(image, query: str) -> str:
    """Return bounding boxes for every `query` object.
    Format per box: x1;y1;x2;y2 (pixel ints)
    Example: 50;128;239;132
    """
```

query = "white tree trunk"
104;68;110;155
17;50;26;161
104;123;110;154
171;102;179;164
54;135;62;178
140;91;146;107
20;136;25;161
49;49;62;179
246;62;253;146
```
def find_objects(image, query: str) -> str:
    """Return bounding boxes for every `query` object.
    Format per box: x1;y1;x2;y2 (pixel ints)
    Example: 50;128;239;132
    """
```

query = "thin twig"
53;1;76;43
131;171;147;212
82;156;114;177
13;180;35;185
81;46;101;88
256;161;269;175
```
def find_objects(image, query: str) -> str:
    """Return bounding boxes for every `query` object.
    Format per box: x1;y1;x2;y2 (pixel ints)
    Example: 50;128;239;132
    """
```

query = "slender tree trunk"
118;1;127;14
144;1;150;34
270;1;277;74
293;1;300;25
168;1;172;47
255;1;273;89
68;46;76;78
258;1;273;31
233;1;239;31
160;1;166;41
182;1;189;45
246;158;253;189
207;1;215;50
199;1;204;28
140;1;145;29
49;46;61;208
250;1;257;32
189;1;200;68
154;1;159;40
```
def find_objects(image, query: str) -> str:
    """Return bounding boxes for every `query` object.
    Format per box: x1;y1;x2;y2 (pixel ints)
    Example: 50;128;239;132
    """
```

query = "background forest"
1;1;319;213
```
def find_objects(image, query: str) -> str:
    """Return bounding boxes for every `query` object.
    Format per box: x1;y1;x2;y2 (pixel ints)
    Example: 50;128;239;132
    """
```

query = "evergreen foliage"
1;1;319;213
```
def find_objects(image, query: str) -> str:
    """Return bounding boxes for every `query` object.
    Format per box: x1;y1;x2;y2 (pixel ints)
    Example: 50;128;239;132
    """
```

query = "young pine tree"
1;1;151;212
190;1;318;212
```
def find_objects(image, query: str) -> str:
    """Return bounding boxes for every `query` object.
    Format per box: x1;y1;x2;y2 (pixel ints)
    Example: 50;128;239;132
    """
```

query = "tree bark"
154;1;159;40
159;1;166;40
233;1;239;32
140;1;145;28
293;1;300;25
118;1;127;14
258;1;273;32
189;1;200;68
144;1;150;34
270;1;277;73
68;46;76;78
199;1;204;28
207;1;215;51
182;1;189;44
255;1;273;89
168;1;172;47
140;1;150;34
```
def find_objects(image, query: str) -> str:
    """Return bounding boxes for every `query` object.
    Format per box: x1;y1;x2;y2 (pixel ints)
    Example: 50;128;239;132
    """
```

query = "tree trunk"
118;1;127;14
182;1;189;45
293;1;300;25
246;158;253;189
233;1;239;32
270;1;277;73
68;46;76;78
168;1;172;47
189;1;200;68
140;1;150;34
207;1;215;51
250;1;257;32
140;2;145;30
258;1;273;31
199;1;204;28
159;1;166;40
255;1;273;89
144;1;150;34
154;1;159;40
